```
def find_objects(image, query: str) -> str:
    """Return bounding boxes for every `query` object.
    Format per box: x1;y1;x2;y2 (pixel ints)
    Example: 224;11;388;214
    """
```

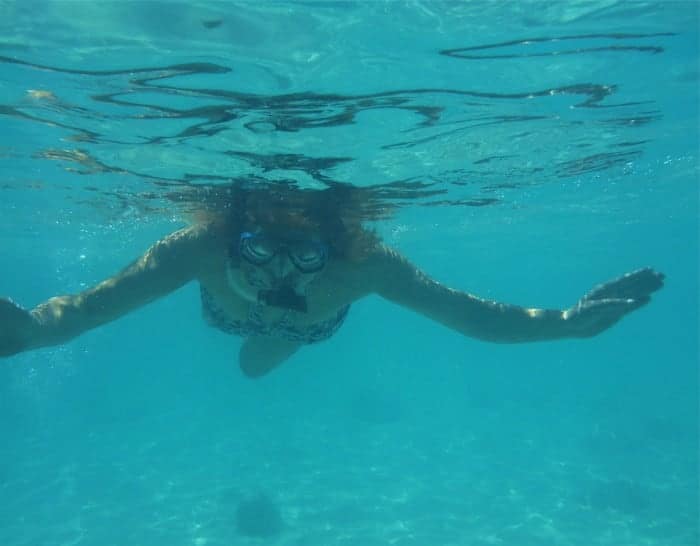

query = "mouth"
257;286;308;312
243;266;308;311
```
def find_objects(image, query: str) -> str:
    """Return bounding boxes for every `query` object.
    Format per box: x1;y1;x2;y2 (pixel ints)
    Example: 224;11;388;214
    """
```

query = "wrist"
560;304;592;338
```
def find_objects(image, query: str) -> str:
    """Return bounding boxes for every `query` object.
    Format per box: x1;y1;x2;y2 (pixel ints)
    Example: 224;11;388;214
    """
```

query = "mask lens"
240;233;276;265
290;242;327;273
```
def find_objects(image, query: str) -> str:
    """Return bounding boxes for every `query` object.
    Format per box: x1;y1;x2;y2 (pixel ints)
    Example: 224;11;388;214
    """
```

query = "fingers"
571;297;648;337
624;294;651;313
594;296;650;311
576;296;649;325
583;297;640;314
618;268;665;295
586;268;665;301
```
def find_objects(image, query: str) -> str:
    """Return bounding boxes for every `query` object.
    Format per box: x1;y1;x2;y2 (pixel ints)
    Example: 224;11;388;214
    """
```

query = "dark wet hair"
180;180;393;262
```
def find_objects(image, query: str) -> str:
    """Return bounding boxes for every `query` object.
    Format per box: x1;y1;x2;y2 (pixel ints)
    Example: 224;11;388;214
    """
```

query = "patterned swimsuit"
200;285;350;344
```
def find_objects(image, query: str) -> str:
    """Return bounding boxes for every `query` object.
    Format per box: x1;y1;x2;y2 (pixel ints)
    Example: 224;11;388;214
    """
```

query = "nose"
272;253;294;278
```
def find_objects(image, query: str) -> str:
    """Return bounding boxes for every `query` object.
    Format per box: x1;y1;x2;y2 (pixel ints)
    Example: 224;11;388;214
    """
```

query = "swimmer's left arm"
366;246;664;343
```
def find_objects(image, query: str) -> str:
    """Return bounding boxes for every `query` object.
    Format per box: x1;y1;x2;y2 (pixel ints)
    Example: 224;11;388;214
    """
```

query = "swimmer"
0;184;664;377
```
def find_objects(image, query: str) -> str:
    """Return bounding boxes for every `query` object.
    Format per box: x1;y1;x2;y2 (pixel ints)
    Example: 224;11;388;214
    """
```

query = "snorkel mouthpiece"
257;286;308;312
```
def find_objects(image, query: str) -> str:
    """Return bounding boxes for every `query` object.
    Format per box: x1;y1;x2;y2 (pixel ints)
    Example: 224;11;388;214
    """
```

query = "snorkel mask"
239;232;328;273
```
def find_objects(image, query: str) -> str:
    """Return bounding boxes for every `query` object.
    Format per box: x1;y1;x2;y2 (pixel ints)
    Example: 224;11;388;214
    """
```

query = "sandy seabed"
1;398;696;546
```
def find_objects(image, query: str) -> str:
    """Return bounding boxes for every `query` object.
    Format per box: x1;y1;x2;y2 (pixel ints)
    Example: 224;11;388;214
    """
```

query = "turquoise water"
1;2;698;545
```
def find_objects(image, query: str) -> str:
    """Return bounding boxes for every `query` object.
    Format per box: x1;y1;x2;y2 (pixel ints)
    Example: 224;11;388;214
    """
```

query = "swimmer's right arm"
0;225;220;357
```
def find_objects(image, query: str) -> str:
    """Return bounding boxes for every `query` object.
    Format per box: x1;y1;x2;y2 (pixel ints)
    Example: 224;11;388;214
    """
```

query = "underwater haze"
0;1;698;545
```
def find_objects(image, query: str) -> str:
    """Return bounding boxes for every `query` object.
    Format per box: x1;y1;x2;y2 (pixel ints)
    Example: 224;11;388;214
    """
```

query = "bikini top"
199;285;350;344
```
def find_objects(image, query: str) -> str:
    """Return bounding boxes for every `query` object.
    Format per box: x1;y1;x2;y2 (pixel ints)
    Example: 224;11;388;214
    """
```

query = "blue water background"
0;2;698;545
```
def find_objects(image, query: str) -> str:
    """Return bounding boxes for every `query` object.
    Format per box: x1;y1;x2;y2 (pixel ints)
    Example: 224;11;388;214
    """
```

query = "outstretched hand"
0;298;37;357
563;268;665;338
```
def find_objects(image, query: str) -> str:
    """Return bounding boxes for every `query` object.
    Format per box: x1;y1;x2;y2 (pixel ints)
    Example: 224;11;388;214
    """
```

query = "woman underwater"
0;183;664;378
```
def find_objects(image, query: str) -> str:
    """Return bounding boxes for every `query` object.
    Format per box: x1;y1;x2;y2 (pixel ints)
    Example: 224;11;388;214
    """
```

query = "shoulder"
334;244;416;295
148;221;230;276
364;244;416;271
164;221;228;251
